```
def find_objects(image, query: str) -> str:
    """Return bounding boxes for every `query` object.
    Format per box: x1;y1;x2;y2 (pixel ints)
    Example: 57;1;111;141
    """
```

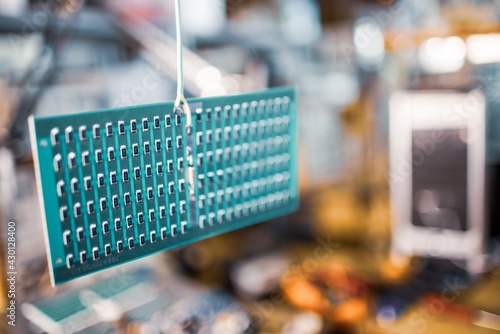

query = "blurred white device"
390;89;486;273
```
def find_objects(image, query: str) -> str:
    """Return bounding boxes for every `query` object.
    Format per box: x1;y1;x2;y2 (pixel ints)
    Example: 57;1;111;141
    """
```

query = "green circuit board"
30;87;299;285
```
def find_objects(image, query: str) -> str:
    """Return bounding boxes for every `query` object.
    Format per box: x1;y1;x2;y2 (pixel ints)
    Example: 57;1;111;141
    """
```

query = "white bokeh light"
418;36;466;74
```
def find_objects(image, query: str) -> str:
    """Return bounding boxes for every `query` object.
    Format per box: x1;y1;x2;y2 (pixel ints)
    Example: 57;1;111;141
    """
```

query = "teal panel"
30;87;299;285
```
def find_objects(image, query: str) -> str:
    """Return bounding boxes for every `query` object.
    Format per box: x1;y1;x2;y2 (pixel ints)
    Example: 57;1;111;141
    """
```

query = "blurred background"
1;0;500;333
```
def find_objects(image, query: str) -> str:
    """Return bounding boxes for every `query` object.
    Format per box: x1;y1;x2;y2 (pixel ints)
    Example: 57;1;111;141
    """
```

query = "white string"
174;0;195;200
174;0;183;102
174;0;192;130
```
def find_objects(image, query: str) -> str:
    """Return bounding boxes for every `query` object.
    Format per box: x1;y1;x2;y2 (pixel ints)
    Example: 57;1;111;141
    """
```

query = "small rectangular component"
30;87;298;285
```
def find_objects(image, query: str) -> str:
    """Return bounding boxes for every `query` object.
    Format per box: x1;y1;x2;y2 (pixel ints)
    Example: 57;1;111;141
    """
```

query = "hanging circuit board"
30;87;299;285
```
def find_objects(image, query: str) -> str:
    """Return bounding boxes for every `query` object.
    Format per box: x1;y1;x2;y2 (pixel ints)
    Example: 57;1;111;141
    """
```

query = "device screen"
411;129;468;231
488;164;500;245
